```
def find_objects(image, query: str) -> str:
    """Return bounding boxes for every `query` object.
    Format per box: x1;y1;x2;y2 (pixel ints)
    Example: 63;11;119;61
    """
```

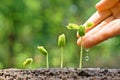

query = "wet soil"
0;68;119;80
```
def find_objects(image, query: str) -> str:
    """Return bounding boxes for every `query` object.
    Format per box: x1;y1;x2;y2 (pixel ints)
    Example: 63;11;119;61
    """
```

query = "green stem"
61;47;63;68
79;37;83;69
46;54;49;68
29;62;32;69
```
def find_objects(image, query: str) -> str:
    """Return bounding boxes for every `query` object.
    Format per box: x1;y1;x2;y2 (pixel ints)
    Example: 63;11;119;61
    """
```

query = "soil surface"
0;68;119;80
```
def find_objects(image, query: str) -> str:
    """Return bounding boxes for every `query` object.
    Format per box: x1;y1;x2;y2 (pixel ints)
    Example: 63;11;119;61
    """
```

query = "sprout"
66;22;93;69
38;46;49;68
78;25;85;37
66;23;79;30
23;58;33;69
85;22;94;28
58;34;66;47
58;34;66;68
37;46;48;55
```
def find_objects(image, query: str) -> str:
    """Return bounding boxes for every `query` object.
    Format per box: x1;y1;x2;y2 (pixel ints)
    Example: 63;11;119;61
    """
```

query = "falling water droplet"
85;56;89;61
85;48;89;52
85;48;90;61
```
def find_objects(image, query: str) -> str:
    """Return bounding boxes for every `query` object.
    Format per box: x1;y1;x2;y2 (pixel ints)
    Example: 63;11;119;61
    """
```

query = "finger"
85;16;114;39
85;10;112;32
111;1;120;18
79;19;120;48
96;0;119;11
77;16;114;46
77;11;112;38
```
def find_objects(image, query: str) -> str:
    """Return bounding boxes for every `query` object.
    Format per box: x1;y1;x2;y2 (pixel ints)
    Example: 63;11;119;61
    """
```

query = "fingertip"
77;39;92;48
95;0;119;11
95;0;107;11
95;1;101;11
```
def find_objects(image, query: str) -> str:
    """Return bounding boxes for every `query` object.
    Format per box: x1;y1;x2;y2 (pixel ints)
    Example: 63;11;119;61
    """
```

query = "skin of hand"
77;0;120;48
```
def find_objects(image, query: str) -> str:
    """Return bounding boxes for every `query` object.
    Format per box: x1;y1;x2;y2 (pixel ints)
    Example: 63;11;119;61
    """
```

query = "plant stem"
61;47;63;68
46;54;49;68
79;37;83;69
29;62;32;69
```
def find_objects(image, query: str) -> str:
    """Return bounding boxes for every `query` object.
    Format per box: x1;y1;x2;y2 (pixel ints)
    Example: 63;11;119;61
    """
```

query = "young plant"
58;34;66;68
66;22;93;69
23;58;33;69
37;46;49;68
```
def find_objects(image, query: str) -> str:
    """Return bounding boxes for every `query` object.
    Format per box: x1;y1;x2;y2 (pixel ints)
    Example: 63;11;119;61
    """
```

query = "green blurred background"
0;0;120;69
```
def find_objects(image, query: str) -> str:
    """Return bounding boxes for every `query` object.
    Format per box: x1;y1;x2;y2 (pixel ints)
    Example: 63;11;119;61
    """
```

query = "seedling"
37;46;49;68
58;34;66;68
23;58;33;69
66;22;93;69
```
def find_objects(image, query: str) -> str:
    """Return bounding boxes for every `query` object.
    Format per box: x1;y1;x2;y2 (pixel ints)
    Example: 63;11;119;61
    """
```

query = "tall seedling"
66;22;93;69
58;34;66;68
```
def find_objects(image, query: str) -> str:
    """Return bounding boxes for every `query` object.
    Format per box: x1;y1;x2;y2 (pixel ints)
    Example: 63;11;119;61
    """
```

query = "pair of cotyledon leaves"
66;22;94;37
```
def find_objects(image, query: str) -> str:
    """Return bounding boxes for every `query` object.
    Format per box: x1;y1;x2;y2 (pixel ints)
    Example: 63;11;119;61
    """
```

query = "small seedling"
66;22;93;69
37;46;49;68
58;34;66;68
23;58;33;69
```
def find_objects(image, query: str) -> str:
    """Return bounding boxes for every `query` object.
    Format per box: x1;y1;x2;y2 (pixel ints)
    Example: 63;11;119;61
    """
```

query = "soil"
0;68;119;80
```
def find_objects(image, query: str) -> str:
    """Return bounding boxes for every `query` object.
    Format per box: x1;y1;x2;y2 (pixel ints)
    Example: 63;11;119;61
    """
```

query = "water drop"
85;49;90;61
85;56;89;61
85;48;89;52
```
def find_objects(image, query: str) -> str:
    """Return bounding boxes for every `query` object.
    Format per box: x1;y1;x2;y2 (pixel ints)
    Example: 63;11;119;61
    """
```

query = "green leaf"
58;34;66;47
78;25;85;37
37;46;48;55
85;22;94;28
23;58;33;66
66;23;79;30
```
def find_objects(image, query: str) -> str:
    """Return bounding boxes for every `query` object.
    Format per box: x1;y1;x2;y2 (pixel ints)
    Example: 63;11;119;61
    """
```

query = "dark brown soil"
0;68;119;80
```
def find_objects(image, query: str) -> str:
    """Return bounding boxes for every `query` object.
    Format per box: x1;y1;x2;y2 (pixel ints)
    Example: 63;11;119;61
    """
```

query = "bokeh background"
0;0;120;69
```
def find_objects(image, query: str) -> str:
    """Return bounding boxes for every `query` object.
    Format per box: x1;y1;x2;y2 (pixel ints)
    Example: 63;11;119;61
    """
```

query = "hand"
77;0;120;48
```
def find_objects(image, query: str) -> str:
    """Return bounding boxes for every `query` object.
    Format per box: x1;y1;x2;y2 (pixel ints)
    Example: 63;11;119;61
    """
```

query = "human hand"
77;0;120;48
